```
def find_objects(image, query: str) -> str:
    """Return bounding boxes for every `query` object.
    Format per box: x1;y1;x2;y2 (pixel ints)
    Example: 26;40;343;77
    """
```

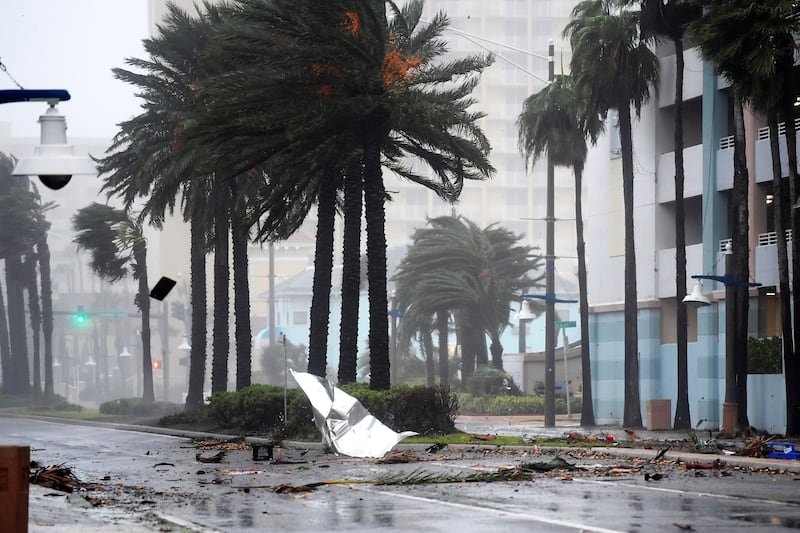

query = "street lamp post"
683;271;760;434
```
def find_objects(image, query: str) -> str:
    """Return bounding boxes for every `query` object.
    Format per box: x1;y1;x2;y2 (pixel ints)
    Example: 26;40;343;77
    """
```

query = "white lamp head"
516;300;536;320
683;280;711;307
12;100;95;190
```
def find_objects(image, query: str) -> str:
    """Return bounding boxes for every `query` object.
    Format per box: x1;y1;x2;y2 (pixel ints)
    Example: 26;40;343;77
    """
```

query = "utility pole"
544;40;556;427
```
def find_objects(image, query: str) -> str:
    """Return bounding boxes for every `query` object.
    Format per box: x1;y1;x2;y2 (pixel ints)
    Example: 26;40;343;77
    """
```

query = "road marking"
573;478;800;508
351;485;624;533
155;512;225;533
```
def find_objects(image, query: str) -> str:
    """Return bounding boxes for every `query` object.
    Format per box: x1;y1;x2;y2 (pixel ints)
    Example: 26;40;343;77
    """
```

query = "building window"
293;311;307;325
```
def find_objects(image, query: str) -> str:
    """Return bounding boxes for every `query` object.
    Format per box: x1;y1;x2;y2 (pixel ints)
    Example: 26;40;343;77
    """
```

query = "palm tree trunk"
731;92;751;430
338;167;362;384
211;180;231;394
423;324;435;387
6;254;29;396
574;161;594;427
231;183;252;391
490;337;503;370
25;253;42;400
38;237;54;401
619;103;642;428
133;241;154;402
673;37;690;430
437;309;449;388
186;208;208;410
307;169;337;378
364;131;391;390
0;276;11;394
783;84;800;437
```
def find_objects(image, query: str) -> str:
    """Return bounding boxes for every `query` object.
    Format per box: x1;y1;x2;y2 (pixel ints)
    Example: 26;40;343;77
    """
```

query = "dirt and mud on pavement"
24;425;800;532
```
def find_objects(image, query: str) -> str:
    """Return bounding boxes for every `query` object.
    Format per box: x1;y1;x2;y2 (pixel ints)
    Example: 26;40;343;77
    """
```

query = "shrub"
457;393;582;416
99;398;180;418
462;365;521;396
159;382;458;439
748;336;782;374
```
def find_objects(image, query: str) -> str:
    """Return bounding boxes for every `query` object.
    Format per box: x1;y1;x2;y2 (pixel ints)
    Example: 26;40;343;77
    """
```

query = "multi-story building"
584;36;788;432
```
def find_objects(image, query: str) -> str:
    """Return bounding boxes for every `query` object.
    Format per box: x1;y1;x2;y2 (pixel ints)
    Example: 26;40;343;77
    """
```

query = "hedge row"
158;383;459;439
457;393;583;415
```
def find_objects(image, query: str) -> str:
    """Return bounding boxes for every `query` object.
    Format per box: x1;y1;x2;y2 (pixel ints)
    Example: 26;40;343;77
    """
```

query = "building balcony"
754;118;800;184
657;242;705;298
656;143;704;203
755;230;793;287
716;135;735;191
658;47;704;108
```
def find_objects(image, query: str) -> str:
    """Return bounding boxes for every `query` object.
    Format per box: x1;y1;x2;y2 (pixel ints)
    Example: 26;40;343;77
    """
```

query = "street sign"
555;321;576;328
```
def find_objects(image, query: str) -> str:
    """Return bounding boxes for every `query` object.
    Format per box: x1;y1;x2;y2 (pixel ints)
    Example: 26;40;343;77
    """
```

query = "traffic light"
73;306;88;327
152;360;162;370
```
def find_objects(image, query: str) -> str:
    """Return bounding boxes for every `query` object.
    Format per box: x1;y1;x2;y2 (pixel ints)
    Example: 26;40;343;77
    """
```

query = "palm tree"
565;0;660;428
72;203;155;402
517;73;603;426
38;231;55;401
627;0;702;430
0;157;48;396
393;216;543;385
99;3;260;408
196;0;494;390
690;0;800;434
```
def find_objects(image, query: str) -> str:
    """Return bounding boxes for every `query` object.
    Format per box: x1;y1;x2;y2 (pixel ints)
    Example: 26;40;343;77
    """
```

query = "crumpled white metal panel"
290;370;417;458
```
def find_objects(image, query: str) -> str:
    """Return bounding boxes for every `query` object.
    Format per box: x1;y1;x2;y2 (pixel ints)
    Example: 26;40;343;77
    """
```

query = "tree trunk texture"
134;242;153;402
437;309;449;388
672;37;691;430
186;210;208;411
38;237;54;401
0;276;11;394
24;253;42;399
574;162;595;427
338;167;362;384
307;169;337;378
6;254;29;396
619;103;642;428
781;75;800;436
731;93;751;430
231;182;252;391
211;180;230;394
364;127;391;390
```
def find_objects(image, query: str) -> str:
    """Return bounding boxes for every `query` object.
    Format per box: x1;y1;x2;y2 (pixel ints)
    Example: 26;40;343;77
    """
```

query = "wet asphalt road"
3;415;800;532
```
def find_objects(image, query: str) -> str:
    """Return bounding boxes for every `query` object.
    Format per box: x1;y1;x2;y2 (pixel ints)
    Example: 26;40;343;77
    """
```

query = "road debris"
196;450;227;463
30;464;83;493
290;369;417;458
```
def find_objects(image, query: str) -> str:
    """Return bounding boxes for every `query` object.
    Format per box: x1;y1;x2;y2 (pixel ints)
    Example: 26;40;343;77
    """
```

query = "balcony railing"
720;135;735;150
758;230;793;247
757;117;800;141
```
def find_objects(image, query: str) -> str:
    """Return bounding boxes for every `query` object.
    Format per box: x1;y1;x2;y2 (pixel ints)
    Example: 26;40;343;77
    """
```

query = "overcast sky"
0;0;149;139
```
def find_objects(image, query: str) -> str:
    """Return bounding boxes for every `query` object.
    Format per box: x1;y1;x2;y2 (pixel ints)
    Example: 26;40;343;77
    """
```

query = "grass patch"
402;432;610;448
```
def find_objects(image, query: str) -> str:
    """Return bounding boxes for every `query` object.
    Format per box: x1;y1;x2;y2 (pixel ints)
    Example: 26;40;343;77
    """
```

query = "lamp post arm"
0;89;70;104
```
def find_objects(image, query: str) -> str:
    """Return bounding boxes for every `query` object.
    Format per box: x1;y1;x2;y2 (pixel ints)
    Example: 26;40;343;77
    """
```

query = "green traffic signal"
74;306;88;326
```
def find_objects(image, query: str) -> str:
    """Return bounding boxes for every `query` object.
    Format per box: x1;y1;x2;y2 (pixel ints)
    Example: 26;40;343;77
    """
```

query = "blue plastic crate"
766;442;800;460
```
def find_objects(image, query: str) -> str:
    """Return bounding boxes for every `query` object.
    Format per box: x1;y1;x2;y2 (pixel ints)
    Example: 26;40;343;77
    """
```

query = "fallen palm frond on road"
265;456;578;493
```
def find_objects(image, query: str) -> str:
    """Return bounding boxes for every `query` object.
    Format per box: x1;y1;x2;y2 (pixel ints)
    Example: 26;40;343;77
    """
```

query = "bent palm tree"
72;203;154;402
